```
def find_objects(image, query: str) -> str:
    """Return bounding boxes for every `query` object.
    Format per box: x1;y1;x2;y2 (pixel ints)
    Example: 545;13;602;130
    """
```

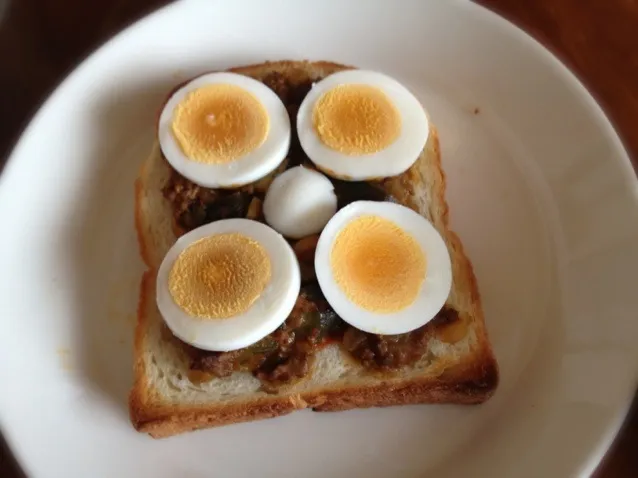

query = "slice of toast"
130;60;499;438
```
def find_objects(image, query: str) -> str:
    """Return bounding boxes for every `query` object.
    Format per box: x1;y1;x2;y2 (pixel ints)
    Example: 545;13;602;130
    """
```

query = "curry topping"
161;72;460;391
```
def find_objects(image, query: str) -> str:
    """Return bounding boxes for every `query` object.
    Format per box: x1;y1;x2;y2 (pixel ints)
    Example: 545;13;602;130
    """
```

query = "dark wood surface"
0;1;636;476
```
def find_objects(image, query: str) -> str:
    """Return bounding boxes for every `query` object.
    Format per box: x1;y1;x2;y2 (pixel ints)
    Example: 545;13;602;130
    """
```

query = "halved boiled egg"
156;219;300;351
158;72;290;188
297;70;429;181
315;201;452;335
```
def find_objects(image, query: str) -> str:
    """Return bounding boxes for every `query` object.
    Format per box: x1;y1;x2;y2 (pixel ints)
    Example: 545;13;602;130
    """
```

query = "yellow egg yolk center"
312;84;401;155
330;215;426;313
171;84;269;164
168;233;271;319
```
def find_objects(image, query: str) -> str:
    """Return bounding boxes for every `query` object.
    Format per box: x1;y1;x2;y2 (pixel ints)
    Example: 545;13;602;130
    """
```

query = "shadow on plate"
64;72;183;421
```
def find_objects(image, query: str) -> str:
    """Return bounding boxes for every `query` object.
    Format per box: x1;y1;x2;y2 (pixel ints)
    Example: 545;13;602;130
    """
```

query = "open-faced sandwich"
130;60;499;438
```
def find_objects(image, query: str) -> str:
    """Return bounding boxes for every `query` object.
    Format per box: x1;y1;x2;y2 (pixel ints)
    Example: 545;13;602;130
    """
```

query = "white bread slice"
130;61;499;438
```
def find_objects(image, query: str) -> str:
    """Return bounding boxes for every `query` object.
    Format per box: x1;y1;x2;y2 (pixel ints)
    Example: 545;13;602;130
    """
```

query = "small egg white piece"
263;166;338;239
315;201;452;335
156;219;300;352
297;70;429;181
158;72;291;188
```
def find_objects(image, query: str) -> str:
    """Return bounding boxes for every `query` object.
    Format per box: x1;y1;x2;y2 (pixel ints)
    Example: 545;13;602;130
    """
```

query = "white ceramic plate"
1;1;637;477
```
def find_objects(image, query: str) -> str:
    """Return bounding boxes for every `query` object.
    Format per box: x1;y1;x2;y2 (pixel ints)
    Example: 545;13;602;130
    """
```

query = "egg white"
158;72;291;188
156;219;300;352
296;70;429;181
315;201;452;335
263;166;338;239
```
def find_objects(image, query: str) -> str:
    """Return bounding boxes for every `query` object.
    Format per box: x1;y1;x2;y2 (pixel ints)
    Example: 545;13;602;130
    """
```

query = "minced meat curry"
162;72;463;391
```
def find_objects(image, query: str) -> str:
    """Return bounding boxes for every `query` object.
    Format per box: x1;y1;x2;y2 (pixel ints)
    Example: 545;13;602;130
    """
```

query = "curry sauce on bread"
130;60;499;438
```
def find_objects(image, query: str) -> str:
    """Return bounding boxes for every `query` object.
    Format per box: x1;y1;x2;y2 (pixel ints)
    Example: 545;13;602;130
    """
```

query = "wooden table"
0;1;636;476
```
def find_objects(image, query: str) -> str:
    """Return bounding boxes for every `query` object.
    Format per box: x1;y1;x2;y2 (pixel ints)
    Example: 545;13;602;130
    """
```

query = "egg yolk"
171;84;269;164
168;233;271;319
331;215;426;313
312;84;401;155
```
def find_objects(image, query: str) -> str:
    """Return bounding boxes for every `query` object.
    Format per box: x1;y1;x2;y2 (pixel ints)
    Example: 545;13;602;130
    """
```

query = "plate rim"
0;1;636;476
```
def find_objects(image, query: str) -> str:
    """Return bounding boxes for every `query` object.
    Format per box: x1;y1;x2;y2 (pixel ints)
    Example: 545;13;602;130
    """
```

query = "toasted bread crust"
134;177;153;270
130;60;498;438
